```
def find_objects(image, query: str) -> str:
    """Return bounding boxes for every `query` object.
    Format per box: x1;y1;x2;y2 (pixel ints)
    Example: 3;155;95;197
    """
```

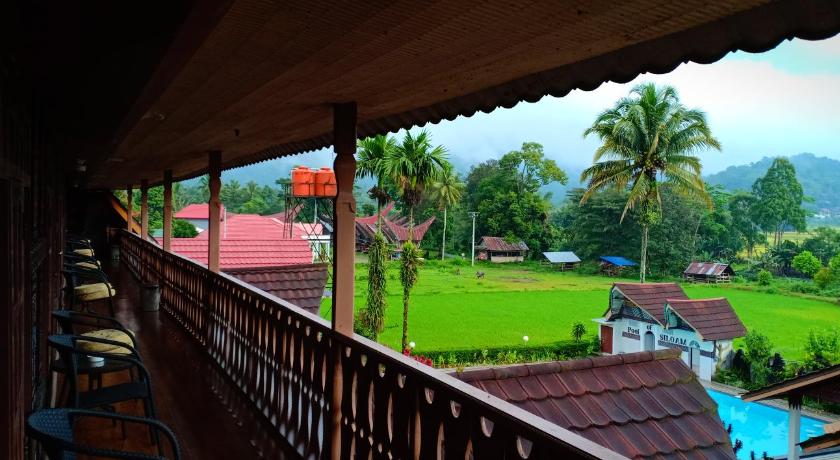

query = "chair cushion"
74;283;115;301
74;261;101;270
73;248;94;256
78;329;134;355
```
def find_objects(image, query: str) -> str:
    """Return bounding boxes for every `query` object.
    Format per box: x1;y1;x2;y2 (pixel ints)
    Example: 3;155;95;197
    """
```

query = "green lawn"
322;260;840;361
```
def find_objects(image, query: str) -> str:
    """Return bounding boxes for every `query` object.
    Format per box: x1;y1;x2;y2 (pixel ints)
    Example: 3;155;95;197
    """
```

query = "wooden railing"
120;230;622;460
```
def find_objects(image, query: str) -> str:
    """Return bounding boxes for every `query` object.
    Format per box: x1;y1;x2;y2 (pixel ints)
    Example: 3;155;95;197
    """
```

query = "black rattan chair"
27;408;180;459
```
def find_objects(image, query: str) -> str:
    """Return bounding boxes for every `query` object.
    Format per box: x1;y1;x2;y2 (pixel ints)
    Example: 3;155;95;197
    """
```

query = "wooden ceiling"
57;0;840;188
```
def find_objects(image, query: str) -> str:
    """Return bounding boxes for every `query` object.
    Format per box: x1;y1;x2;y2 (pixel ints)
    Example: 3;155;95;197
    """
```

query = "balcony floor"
67;260;297;459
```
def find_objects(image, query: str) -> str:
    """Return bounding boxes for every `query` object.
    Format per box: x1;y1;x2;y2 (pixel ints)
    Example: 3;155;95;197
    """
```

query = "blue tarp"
599;256;637;267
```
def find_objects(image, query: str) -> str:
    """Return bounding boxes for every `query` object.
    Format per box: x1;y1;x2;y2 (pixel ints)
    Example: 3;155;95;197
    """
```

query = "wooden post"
330;102;356;460
126;185;133;232
331;102;356;335
789;393;802;460
208;152;222;272
163;170;173;251
140;179;149;240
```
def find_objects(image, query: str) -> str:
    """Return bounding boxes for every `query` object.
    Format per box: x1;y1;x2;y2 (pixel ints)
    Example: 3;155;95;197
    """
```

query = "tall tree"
431;167;464;260
728;192;762;258
751;158;807;247
386;130;447;350
357;135;397;228
581;83;721;282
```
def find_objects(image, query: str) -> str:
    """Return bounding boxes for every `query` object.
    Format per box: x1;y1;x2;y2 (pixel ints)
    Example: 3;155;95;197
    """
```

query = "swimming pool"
708;389;826;458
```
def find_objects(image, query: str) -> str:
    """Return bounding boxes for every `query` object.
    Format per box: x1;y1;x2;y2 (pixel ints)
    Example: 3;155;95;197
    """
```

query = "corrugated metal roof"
684;262;733;276
477;237;528;252
454;349;734;459
543;251;581;264
666;298;746;341
600;256;637;267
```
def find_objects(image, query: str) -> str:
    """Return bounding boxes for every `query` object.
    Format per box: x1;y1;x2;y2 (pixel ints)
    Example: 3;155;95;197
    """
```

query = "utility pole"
468;211;478;266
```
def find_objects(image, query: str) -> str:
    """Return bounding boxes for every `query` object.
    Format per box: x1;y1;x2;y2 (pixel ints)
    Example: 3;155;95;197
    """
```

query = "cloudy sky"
226;35;840;182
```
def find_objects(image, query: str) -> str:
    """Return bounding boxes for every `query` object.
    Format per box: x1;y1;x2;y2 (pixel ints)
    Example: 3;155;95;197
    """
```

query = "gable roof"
684;262;734;276
478;236;528;252
225;264;327;316
666;298;746;341
169;238;312;269
600;256;637;267
613;283;689;324
742;363;840;404
383;215;436;243
454;349;734;460
174;203;226;220
544;251;581;264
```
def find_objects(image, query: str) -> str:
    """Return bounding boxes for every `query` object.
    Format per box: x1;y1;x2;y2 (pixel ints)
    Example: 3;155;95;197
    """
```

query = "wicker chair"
27;408;180;459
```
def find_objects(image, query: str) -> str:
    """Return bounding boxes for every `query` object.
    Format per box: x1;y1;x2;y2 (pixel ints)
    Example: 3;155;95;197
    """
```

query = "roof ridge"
667;297;727;302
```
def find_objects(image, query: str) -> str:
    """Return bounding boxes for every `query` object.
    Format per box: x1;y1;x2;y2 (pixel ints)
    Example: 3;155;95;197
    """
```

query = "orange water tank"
291;166;314;197
314;167;337;197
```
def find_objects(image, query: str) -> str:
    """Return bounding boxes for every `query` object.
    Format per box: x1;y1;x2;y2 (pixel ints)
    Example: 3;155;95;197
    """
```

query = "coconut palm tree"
357;135;397;229
581;82;720;282
385;130;448;350
431;167;464;260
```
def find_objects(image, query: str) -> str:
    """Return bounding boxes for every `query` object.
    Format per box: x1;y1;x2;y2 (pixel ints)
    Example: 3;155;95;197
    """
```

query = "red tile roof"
666;298;746;341
225;264;327;316
383;215;435;243
355;201;395;226
169;239;312;268
171;213;313;268
613;283;688;324
684;262;733;277
174;203;226;220
454;349;734;460
477;236;528;252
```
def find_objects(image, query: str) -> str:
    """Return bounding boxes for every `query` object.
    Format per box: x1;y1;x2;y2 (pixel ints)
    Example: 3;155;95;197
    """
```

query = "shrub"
757;269;773;286
789;281;820;295
172;219;198;237
571;322;586;342
744;330;773;387
804;329;840;371
792;251;822;278
815;267;834;290
423;340;591;368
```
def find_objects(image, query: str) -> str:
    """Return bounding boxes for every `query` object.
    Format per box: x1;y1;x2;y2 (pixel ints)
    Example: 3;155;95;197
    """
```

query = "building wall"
1;15;66;457
184;217;208;232
603;318;721;380
488;254;525;263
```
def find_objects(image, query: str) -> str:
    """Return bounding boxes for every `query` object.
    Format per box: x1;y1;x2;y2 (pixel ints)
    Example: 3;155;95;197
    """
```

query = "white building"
594;282;746;381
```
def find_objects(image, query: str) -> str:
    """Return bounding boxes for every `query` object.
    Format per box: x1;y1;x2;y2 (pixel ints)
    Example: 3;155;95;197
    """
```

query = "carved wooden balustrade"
120;231;620;460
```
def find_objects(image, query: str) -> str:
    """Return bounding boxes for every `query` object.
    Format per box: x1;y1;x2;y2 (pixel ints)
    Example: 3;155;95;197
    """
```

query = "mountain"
705;153;840;212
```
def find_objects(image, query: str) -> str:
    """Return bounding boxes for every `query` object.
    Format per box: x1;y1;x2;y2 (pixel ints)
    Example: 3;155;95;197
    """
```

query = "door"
690;347;701;374
643;331;655;351
600;325;613;354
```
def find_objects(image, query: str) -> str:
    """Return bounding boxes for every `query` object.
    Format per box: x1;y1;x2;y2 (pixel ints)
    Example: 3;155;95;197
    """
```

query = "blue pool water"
708;389;826;458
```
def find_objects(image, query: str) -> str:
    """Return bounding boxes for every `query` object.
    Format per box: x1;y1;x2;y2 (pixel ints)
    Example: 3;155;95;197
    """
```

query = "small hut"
476;237;528;263
599;256;637;276
683;262;734;283
543;251;581;271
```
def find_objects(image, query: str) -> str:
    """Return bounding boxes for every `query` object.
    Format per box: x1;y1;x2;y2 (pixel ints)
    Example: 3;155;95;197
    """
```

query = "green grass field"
323;260;840;362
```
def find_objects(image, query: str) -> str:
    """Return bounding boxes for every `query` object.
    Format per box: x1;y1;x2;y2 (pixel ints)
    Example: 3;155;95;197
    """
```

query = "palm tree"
581;83;720;282
431;168;464;260
385;130;448;350
357;135;396;229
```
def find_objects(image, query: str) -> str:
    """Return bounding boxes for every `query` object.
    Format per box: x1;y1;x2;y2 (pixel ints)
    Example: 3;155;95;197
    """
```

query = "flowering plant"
403;348;433;367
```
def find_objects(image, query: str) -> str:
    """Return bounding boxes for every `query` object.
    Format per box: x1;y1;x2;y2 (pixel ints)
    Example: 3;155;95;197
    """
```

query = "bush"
757;269;773;286
815;267;834;290
792;251;822;278
571;322;586;342
804;329;840;371
423;340;591;368
789;281;820;295
172;219;198;237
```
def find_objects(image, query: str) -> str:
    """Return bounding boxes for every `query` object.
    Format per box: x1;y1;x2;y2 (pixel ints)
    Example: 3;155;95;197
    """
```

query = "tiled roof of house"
477;236;528;252
174;203;226;220
666;298;746;341
169;239;312;268
225;264;327;316
355;201;394;226
383;215;435;243
614;283;689;324
684;262;733;277
454;349;734;460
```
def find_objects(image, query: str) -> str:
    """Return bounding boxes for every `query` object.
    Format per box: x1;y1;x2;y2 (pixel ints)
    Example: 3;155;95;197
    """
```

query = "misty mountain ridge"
705;153;840;212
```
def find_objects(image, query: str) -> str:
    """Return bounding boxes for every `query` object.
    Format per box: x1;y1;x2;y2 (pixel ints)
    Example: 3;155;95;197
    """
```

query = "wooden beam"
163;170;173;251
126;186;134;233
207;151;222;272
140;179;149;240
331;102;356;335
